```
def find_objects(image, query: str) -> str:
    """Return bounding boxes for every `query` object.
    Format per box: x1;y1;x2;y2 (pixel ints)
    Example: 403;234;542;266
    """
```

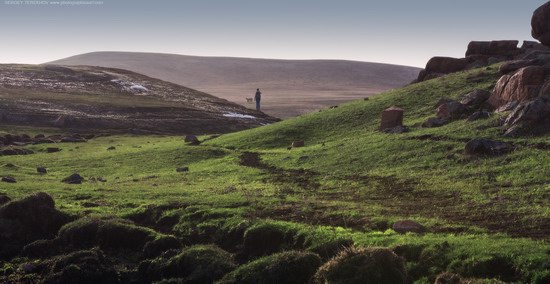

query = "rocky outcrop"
466;40;520;57
488;66;550;109
436;101;466;120
532;1;550;47
503;95;550;136
380;107;404;130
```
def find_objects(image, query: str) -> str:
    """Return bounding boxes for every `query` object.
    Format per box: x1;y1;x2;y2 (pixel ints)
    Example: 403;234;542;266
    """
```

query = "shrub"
218;250;321;284
143;235;182;258
312;247;408;284
242;222;300;259
42;249;119;284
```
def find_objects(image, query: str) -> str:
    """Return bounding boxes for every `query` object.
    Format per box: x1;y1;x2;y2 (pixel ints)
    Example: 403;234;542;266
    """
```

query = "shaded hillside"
0;64;277;134
50;52;421;118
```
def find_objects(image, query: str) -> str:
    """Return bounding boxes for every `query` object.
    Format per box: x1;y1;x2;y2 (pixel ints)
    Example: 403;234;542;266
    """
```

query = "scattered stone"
97;177;107;182
488;66;550;109
380;106;404;130
363;97;369;101
107;146;116;150
62;173;85;184
464;138;514;156
1;176;17;183
495;101;519;113
436;101;466;120
184;135;199;144
460;90;491;107
60;136;86;143
422;117;448;128
392;220;426;234
532;1;550;47
468;111;492;121
47;147;61;153
383;125;408;134
176;167;189;172
292;140;305;148
37;167;47;174
503;95;550;136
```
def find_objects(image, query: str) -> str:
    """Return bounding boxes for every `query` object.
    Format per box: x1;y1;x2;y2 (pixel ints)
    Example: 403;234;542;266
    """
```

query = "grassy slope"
1;65;549;282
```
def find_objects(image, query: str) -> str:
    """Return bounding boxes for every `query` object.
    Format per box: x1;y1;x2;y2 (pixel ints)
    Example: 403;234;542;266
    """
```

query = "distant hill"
50;52;421;118
0;64;277;134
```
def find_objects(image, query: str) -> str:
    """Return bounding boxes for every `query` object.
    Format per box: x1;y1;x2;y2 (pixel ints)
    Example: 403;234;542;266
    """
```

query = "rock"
495;101;519;113
60;136;86;143
33;138;56;144
382;125;408;134
460;90;491;107
532;1;550;47
425;57;468;74
392;220;426;234
499;59;540;74
503;95;550;135
465;40;519;57
1;149;18;155
176;167;189;172
292;140;305;147
107;146;116;150
380;106;404;130
422;117;448;128
521;40;550;51
434;97;454;109
436;101;466;120
464;138;514;156
488;66;550;109
37;167;47;174
468;111;491;121
183;135;201;145
47;147;61;153
98;177;107;182
62;173;85;184
1;176;17;183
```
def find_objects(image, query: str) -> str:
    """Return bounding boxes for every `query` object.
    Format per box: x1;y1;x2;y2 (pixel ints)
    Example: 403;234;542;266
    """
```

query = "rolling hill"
49;52;421;118
0;64;277;134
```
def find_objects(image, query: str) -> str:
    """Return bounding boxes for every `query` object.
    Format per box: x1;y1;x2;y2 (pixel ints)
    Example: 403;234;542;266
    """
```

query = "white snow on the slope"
129;84;148;92
223;112;256;119
111;79;149;93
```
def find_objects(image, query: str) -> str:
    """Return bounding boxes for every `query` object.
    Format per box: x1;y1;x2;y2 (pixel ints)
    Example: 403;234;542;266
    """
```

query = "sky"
0;0;546;67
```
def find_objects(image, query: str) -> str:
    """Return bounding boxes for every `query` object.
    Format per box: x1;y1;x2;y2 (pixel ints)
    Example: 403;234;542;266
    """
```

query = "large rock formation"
466;40;520;57
487;66;550;109
532;1;550;47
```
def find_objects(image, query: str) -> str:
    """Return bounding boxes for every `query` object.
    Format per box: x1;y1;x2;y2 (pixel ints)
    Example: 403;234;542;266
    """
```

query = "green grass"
1;65;549;282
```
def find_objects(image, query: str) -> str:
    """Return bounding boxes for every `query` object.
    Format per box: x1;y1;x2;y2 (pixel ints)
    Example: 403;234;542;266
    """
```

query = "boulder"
422;117;448;128
532;1;550;47
292;140;305;147
62;173;85;184
1;176;17;183
37;167;48;174
425;57;468;74
464;138;514;156
467;111;491;121
465;40;519;57
495;101;519;113
503;95;550;136
380;106;404;130
460;90;491;107
499;59;540;74
488;66;550;109
392;220;426;234
521;40;550;51
436;101;466;120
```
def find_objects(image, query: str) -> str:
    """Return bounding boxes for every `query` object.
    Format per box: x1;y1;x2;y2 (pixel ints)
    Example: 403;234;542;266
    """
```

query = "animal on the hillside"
246;98;254;103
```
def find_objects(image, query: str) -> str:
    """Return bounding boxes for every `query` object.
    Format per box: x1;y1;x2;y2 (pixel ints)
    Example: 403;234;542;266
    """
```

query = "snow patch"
111;79;149;93
223;112;256;119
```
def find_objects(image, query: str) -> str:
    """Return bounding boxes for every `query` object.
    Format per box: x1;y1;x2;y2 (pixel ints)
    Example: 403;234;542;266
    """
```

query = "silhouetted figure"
254;88;262;110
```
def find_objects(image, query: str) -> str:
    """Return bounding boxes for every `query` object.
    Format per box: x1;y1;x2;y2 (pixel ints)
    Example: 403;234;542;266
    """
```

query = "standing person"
254;88;262;111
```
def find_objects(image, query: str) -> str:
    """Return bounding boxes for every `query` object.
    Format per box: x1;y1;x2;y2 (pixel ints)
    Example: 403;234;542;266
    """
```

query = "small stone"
292;140;305;148
176;167;189;172
1;176;17;183
107;146;116;150
47;147;61;153
62;173;84;184
37;167;47;174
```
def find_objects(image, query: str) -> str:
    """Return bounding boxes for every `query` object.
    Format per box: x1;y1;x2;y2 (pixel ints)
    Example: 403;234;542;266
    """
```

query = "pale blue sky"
0;0;545;67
